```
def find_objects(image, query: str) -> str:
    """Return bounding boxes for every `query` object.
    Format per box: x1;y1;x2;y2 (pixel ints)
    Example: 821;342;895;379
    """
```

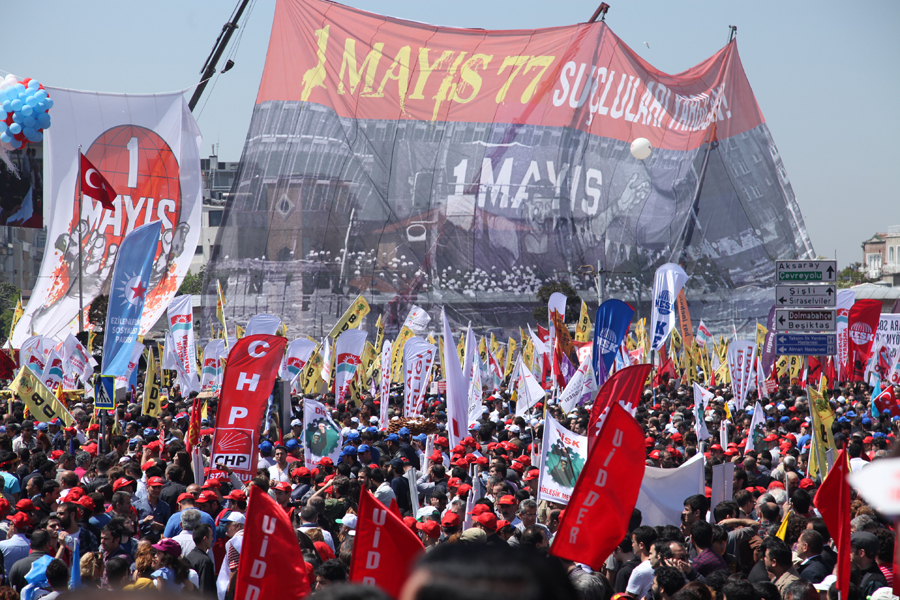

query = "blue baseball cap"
414;433;427;442
259;441;274;453
143;428;157;437
398;427;410;437
366;426;378;434
386;433;400;441
285;439;299;450
779;416;789;423
342;446;358;456
36;422;48;431
861;418;872;426
358;444;370;453
846;411;856;418
346;431;360;440
201;418;210;426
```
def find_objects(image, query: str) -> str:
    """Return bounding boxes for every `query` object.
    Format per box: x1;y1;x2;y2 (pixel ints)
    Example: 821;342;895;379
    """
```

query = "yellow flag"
359;341;377;386
216;280;228;345
302;346;324;394
756;323;768;351
523;338;535;372
54;382;64;402
788;356;803;382
671;328;683;354
575;301;592;343
490;334;499;356
374;314;384;353
723;400;733;421
236;325;245;339
519;327;527;347
328;295;370;339
88;331;97;355
9;367;75;426
505;338;517;378
143;348;161;418
775;509;791;540
808;385;837;450
456;336;465;366
478;337;488;365
9;297;23;341
390;326;415;383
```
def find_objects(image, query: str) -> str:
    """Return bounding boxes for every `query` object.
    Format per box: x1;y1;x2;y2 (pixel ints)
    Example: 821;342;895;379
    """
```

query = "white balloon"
630;137;652;160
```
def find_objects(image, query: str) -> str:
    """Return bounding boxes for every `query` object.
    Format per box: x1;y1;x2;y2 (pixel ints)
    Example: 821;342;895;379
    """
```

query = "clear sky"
4;0;898;267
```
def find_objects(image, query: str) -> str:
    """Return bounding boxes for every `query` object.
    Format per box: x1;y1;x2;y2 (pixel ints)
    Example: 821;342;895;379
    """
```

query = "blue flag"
101;221;162;377
872;379;882;418
592;299;635;384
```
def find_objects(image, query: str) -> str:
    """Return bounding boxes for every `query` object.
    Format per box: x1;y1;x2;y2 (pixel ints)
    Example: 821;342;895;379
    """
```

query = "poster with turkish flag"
210;334;287;482
551;403;645;571
848;300;881;382
814;449;850;600
80;152;117;211
350;487;424;597
236;486;310;600
588;364;651;453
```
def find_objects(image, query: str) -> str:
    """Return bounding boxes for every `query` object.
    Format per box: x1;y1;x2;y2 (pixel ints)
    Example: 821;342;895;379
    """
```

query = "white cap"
370;416;379;424
291;419;302;427
509;425;520;433
338;513;358;530
416;506;438;520
223;511;246;524
813;575;836;592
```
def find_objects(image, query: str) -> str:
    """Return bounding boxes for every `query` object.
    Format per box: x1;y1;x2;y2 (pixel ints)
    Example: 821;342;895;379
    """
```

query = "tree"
86;295;108;354
533;280;583;324
178;265;206;295
837;262;874;289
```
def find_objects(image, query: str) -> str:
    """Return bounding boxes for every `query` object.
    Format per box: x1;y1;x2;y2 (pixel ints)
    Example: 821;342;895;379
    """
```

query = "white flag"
403;305;431;334
167;295;199;394
303;398;343;469
649;263;689;351
692;383;712;441
727;339;755;409
744;402;766;453
515;354;546;416
442;309;469;448
558;358;590;413
402;337;435;417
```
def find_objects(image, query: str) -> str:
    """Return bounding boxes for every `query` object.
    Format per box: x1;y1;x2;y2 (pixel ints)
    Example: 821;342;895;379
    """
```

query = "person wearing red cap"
0;511;31;567
473;512;507;547
134;476;171;543
496;495;519;525
416;520;441;550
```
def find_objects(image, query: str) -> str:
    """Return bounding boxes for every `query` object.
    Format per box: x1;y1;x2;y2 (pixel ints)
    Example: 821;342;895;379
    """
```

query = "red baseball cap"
273;482;292;493
456;483;472;496
177;492;196;504
291;467;311;478
523;468;540;481
763;433;779;442
147;476;165;487
798;478;816;490
225;489;247;502
416;520;441;540
435;437;449;447
201;479;222;489
497;495;517;506
467;504;491;516
8;512;30;528
441;512;460;527
15;499;34;511
197;491;218;504
475;513;498;531
318;457;334;466
112;478;134;492
447;477;461;489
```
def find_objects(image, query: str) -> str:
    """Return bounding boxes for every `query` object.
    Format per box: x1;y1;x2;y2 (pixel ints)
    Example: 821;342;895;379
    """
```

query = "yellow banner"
9;297;23;341
9;367;74;426
328;295;370;339
143;347;161;418
478;337;488;365
756;323;768;351
236;325;245;339
675;290;694;347
490;333;499;356
374;314;384;354
302;347;324;394
574;301;592;343
360;341;377;386
788;355;803;382
505;337;517;378
523;338;534;372
390;326;415;383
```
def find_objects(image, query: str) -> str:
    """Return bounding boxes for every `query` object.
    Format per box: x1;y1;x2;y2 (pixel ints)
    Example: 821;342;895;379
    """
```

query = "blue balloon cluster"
0;78;53;149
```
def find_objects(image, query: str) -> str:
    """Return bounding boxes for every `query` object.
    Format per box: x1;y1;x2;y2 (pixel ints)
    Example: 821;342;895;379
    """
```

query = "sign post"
94;375;115;410
773;262;839;356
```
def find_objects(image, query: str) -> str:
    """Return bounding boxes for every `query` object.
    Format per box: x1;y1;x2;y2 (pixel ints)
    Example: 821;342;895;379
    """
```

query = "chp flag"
550;403;646;570
100;221;162;377
210;334;287;482
538;415;587;505
848;299;882;382
649;264;689;351
334;329;368;401
303;398;343;470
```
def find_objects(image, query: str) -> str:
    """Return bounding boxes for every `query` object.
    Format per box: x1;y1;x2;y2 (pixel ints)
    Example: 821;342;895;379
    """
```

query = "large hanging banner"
203;0;813;338
210;334;286;482
303;398;343;470
12;89;202;347
538;415;587;505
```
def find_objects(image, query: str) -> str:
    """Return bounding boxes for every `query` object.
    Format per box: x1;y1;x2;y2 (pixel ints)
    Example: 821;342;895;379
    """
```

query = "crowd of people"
0;365;893;600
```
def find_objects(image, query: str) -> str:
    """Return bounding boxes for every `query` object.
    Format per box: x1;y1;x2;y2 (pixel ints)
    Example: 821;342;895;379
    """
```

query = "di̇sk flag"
210;335;287;482
236;486;310;600
550;403;645;570
101;221;162;377
592;299;634;384
350;487;424;597
80;152;117;212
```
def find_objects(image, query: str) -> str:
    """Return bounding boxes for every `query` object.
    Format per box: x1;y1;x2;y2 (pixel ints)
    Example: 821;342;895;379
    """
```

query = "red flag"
814;448;850;600
80;153;118;211
824;356;836;389
351;487;424;597
848;300;881;381
388;498;402;520
653;344;677;387
235;486;310;599
873;386;897;415
0;350;16;380
551;403;646;570
210;335;288;483
588;364;652;453
806;357;821;389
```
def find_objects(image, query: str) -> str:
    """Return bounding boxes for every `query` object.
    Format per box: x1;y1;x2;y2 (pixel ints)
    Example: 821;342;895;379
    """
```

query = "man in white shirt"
848;442;868;472
626;526;658;600
173;509;204;557
268;446;292;484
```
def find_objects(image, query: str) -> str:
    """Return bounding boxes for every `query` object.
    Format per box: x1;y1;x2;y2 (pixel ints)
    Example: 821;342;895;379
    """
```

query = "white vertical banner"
279;339;317;381
12;88;202;346
835;290;855;380
167;295;199;394
402;337;436;417
200;340;225;391
649;263;689;351
334;330;367;401
63;333;95;383
466;351;483;427
402;306;431;334
537;415;587;505
558;359;590;413
441;308;469;449
727;340;755;409
379;342;391;429
744;401;766;453
692;383;712;441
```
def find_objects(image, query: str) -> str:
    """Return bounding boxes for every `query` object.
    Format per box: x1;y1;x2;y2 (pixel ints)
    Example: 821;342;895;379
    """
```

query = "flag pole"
77;146;84;334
